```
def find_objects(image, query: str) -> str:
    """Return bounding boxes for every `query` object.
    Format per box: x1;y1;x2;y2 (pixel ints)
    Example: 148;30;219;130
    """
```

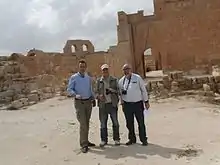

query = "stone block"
0;90;14;97
8;82;25;93
184;77;192;90
162;75;170;89
203;84;211;92
171;81;180;92
145;82;151;92
196;76;209;84
26;83;39;91
214;76;220;83
191;78;202;89
19;98;29;106
30;90;38;94
212;65;220;76
42;87;53;93
208;76;215;84
0;67;4;78
10;100;24;110
169;71;184;81
27;94;39;102
40;93;54;100
17;94;26;99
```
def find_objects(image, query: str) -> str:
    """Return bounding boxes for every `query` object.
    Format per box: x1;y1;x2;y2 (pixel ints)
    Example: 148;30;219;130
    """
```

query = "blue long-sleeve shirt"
67;72;95;99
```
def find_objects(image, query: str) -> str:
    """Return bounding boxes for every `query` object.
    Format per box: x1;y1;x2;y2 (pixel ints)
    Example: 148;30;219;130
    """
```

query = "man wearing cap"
67;60;96;153
119;64;150;146
95;64;120;147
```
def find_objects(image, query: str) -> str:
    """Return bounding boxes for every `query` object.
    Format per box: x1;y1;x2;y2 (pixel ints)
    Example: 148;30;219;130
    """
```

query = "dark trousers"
99;103;120;142
123;101;147;143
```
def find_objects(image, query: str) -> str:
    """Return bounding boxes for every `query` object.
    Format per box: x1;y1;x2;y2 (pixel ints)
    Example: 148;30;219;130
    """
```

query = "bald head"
122;64;132;76
122;64;131;70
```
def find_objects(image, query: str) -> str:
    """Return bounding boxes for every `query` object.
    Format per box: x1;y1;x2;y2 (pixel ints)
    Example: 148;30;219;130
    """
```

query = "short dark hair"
78;59;87;65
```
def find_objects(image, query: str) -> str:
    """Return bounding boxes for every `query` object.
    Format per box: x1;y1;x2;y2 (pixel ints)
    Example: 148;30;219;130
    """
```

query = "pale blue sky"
0;0;154;55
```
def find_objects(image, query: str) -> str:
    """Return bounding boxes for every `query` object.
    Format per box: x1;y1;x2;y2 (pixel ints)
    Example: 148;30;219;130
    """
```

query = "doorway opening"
143;48;153;73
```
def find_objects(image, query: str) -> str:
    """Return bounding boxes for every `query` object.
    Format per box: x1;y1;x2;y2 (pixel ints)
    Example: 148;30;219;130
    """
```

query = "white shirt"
118;73;149;103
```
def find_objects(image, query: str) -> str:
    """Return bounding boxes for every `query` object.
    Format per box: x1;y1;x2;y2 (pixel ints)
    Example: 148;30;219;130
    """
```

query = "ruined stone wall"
151;0;220;74
0;49;106;107
116;0;220;77
85;51;106;77
106;43;133;78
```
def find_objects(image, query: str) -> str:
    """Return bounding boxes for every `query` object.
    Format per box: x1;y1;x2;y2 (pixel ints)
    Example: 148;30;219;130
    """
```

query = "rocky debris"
171;81;180;92
0;58;62;109
212;65;220;76
168;71;184;81
203;84;211;92
176;145;202;159
8;98;29;110
146;70;220;104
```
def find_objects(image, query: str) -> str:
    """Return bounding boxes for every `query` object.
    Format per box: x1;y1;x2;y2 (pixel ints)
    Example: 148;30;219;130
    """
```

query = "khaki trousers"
74;99;92;147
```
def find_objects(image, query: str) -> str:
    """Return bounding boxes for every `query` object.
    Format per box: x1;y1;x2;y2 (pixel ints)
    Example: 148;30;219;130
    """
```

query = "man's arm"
118;78;124;105
138;76;149;102
94;78;100;99
67;76;76;97
90;77;96;99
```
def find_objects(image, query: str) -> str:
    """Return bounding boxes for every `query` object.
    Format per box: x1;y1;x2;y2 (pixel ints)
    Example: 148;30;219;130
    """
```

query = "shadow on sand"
89;143;184;160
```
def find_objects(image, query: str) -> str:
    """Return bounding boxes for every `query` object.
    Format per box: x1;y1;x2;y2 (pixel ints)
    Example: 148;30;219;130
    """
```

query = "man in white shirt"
118;64;150;146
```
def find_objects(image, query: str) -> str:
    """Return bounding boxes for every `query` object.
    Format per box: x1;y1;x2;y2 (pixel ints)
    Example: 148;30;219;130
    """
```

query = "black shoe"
142;141;148;146
88;142;96;147
125;140;136;146
81;146;89;153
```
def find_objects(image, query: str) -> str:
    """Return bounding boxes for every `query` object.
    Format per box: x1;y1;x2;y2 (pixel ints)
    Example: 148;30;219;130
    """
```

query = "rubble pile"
0;58;61;110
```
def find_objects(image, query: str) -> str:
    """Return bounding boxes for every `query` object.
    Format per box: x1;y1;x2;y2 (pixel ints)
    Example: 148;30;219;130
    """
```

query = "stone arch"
63;40;95;54
71;45;76;53
144;48;153;72
9;53;23;61
82;44;88;51
144;48;152;56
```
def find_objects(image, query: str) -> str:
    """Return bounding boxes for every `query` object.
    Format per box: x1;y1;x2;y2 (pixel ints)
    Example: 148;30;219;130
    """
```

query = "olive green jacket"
95;76;119;108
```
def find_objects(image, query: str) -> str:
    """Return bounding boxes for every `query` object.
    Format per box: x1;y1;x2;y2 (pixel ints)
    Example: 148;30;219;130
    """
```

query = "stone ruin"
146;69;220;104
0;56;61;110
1;0;220;109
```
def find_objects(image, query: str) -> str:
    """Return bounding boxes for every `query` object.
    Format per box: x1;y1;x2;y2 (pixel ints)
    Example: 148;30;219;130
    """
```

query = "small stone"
203;84;211;92
9;100;23;110
27;94;39;102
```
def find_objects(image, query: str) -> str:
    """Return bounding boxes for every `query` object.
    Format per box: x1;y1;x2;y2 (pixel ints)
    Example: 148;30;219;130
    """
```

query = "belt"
123;100;142;104
75;98;91;101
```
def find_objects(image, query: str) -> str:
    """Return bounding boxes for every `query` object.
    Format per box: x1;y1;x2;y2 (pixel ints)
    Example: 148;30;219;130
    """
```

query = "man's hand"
108;88;116;93
75;95;81;99
97;94;105;101
145;102;150;110
92;100;96;107
120;99;124;105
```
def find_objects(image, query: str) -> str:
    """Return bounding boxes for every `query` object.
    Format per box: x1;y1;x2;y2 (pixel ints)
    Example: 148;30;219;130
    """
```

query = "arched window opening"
82;44;88;51
143;48;153;73
144;48;152;56
71;45;76;53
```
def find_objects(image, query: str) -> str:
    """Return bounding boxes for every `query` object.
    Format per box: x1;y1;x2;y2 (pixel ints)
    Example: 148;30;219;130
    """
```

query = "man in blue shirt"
67;60;95;153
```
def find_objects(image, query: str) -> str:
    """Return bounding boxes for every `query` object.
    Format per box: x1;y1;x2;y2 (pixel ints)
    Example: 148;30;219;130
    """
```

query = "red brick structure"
116;0;220;77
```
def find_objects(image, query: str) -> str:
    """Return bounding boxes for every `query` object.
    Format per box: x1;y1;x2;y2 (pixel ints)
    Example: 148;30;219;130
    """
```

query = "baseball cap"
101;64;109;70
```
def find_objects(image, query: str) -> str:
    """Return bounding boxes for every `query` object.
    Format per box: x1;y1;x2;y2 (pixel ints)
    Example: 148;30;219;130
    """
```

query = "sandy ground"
0;96;220;165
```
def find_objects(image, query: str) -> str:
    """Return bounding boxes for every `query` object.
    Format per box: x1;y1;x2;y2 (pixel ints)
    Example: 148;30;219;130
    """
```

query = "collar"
124;73;133;80
100;75;113;82
77;72;87;77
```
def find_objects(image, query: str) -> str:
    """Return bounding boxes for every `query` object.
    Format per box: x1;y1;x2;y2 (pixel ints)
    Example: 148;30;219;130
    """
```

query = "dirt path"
0;97;220;165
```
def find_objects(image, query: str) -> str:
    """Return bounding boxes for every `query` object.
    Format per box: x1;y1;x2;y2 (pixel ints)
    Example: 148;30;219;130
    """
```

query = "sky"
0;0;154;55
